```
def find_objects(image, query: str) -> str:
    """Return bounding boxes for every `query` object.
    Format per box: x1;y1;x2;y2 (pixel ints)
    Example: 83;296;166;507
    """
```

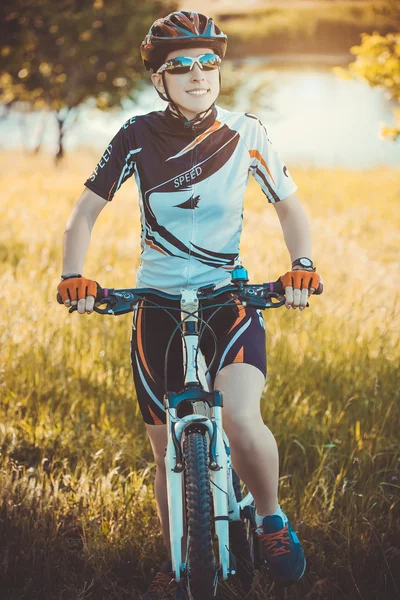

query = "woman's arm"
62;187;108;276
273;192;320;311
272;192;312;263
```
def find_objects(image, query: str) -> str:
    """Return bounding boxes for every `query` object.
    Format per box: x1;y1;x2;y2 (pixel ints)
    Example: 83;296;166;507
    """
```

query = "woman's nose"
190;63;205;81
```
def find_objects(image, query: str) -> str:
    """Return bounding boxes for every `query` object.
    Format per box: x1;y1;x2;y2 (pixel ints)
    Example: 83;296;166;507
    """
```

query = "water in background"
1;56;399;168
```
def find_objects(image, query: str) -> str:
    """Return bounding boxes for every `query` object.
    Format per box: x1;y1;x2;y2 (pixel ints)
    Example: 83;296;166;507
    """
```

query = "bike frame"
163;289;254;585
59;268;322;595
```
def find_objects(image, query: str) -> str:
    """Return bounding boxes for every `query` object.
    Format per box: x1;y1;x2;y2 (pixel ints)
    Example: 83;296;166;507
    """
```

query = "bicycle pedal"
241;504;253;521
174;581;186;599
229;549;237;575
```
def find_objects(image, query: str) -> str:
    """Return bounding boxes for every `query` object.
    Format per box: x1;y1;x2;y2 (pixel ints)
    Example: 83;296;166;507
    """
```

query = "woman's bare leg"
214;363;279;516
145;423;170;552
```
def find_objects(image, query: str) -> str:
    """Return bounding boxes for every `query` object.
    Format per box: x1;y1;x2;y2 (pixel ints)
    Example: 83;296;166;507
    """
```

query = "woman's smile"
186;88;210;96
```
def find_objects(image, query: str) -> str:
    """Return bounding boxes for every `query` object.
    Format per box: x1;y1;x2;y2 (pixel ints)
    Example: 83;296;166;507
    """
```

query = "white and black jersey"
85;104;297;293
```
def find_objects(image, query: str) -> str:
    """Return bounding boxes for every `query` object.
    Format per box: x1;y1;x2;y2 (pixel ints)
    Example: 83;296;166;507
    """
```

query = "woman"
58;11;320;598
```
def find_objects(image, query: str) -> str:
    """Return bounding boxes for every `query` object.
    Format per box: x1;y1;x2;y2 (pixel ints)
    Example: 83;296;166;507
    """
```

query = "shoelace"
148;570;174;593
255;524;292;557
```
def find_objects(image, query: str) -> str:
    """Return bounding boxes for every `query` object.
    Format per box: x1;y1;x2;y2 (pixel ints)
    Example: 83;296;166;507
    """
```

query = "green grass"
0;151;399;599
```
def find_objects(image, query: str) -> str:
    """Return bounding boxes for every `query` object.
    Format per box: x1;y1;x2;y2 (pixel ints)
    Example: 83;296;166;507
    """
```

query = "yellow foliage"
79;30;93;42
337;30;400;139
39;62;52;77
331;66;354;81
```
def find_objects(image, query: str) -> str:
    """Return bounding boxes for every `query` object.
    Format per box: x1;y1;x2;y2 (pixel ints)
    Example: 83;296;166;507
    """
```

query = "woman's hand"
279;268;321;311
57;276;100;315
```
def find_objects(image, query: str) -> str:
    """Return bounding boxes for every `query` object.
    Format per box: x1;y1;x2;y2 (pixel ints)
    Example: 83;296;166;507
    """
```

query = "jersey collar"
164;104;217;135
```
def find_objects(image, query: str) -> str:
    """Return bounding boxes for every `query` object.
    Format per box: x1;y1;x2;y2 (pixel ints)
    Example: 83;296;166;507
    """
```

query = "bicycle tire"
229;469;255;592
184;429;216;600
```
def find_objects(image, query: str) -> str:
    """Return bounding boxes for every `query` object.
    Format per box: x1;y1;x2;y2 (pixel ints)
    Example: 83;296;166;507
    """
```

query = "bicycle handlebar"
57;279;323;315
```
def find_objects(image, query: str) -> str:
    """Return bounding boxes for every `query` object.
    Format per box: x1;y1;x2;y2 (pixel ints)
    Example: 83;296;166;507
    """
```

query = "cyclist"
58;10;321;598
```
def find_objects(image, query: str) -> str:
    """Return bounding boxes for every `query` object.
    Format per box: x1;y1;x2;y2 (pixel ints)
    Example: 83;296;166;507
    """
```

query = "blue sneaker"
251;509;306;586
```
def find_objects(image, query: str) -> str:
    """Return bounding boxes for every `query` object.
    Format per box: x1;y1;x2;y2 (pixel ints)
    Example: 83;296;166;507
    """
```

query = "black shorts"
130;292;267;425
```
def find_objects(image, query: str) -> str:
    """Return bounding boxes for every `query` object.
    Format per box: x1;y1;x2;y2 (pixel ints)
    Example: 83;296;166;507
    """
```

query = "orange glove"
279;269;321;311
57;275;98;314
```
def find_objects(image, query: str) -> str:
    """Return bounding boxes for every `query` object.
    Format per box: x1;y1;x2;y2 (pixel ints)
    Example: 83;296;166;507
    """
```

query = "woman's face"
151;47;220;120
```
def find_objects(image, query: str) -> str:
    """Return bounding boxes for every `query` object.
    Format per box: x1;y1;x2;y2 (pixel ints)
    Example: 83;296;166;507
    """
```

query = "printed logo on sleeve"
90;144;113;181
121;116;136;130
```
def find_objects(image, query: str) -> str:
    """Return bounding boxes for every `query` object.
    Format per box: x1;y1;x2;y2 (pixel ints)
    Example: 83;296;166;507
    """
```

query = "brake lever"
68;297;116;314
267;295;287;308
240;288;285;309
66;290;140;316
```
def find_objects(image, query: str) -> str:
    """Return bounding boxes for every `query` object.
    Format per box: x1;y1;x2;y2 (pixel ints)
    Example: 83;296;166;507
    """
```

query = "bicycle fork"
164;290;231;583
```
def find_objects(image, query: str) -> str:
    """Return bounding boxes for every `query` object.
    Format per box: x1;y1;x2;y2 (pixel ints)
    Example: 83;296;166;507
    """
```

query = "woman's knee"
145;423;167;467
223;411;264;444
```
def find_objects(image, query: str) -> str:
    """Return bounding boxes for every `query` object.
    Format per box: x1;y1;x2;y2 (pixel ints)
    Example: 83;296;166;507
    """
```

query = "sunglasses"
157;53;221;75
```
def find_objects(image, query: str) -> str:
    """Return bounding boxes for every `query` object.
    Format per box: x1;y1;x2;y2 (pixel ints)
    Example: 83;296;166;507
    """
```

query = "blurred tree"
334;0;400;141
0;0;176;162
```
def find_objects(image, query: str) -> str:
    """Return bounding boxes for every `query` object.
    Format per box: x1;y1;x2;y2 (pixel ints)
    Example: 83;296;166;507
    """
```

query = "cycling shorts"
130;292;267;425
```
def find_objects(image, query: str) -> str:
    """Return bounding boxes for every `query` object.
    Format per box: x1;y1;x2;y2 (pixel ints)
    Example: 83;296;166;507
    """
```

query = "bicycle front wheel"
184;429;216;600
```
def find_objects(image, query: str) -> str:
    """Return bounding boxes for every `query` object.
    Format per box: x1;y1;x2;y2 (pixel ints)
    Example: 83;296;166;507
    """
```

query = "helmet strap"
155;74;169;102
160;71;221;128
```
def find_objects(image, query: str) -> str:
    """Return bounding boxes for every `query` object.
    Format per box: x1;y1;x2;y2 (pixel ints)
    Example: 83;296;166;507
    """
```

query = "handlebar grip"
268;280;323;296
56;285;110;305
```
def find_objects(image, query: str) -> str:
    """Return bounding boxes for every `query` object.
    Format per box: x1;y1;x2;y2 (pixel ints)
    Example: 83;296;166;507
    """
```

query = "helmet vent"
152;25;164;38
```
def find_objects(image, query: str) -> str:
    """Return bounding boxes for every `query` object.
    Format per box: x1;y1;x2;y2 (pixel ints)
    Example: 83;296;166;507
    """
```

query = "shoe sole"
278;556;307;588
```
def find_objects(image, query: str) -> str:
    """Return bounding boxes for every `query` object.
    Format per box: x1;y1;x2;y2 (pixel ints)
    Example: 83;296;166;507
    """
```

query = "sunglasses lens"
199;53;221;71
165;56;192;74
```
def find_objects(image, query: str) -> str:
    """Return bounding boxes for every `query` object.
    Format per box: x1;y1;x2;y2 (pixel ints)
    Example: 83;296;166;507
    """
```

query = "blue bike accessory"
230;265;249;284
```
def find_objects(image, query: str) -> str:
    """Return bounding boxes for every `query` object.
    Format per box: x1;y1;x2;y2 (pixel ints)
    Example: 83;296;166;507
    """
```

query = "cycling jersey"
84;104;297;293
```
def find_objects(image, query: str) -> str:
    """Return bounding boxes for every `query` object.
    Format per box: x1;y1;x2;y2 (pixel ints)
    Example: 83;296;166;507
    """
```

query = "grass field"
0;150;399;599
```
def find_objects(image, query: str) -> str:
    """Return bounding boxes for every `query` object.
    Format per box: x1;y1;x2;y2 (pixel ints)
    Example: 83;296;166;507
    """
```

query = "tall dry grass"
0;150;399;599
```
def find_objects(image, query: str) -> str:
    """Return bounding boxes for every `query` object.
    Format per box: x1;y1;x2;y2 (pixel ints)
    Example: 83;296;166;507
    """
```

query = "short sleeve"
84;117;140;202
246;114;297;203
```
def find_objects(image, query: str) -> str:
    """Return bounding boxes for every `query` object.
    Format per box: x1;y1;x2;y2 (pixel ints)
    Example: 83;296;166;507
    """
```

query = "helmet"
140;10;228;72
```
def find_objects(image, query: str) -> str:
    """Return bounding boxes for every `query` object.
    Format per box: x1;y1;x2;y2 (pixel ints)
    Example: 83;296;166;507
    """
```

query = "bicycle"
57;265;322;599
